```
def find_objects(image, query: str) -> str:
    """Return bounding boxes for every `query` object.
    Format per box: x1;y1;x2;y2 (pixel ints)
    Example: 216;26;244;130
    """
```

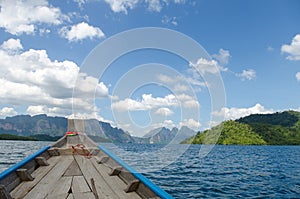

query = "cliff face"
0;114;196;143
0;114;67;136
0;115;134;143
143;126;196;144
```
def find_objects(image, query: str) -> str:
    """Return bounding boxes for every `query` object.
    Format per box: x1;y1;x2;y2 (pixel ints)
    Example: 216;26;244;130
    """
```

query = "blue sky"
0;0;299;136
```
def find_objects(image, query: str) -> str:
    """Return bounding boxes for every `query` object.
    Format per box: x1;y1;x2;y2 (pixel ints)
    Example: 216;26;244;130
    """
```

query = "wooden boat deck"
0;120;172;199
11;155;142;199
9;135;145;199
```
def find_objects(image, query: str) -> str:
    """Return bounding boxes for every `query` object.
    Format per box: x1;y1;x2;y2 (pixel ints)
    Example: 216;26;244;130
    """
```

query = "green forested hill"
183;120;266;145
237;111;300;145
0;134;38;141
183;111;300;145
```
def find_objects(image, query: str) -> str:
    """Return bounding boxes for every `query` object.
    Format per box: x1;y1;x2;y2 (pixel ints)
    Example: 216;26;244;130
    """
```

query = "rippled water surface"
0;140;51;172
103;144;300;198
1;141;300;198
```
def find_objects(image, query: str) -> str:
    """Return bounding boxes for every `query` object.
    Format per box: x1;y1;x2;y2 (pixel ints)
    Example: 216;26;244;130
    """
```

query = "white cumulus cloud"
157;73;206;91
161;15;178;26
189;58;227;75
60;22;105;42
174;0;186;3
0;38;109;117
281;34;300;60
296;72;300;81
146;0;163;12
0;38;23;52
236;69;257;81
212;48;231;65
155;107;174;116
111;98;148;111
176;94;200;109
112;94;178;112
104;0;139;14
151;119;176;130
103;0;186;13
212;103;273;121
112;93;199;112
0;0;67;35
173;84;189;92
180;118;201;130
0;107;17;117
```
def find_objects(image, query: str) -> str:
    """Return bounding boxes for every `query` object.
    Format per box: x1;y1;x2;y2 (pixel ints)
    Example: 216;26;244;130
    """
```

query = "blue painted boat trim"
98;145;174;199
0;145;51;180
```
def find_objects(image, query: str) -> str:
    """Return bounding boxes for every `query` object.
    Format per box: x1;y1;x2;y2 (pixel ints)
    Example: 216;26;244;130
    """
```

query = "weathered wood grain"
47;176;72;196
10;156;61;199
90;158;142;199
71;176;91;193
22;155;73;199
46;193;69;199
75;155;119;199
35;157;49;166
0;184;12;199
73;192;95;199
64;160;82;176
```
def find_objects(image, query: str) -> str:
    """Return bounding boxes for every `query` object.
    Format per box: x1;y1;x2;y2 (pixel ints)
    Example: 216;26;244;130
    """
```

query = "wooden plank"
67;193;74;199
109;166;122;176
77;134;97;147
58;148;88;156
46;193;69;199
0;172;21;193
0;184;12;199
91;178;99;199
73;192;95;199
47;176;72;196
74;155;120;199
16;169;34;181
64;160;82;176
22;155;73;199
48;148;60;156
136;183;161;199
90;158;142;199
119;168;138;185
22;160;38;177
35;157;49;166
52;136;67;148
71;176;91;193
10;156;61;199
124;180;140;193
56;147;98;156
94;155;109;164
67;136;81;146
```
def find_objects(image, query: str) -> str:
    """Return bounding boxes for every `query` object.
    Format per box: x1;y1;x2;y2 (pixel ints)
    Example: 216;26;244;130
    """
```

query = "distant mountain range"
183;110;300;145
143;126;196;144
0;114;195;144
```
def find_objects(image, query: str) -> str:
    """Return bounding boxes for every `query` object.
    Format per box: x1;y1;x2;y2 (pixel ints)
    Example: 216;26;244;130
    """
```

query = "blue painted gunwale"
0;145;51;180
98;145;174;199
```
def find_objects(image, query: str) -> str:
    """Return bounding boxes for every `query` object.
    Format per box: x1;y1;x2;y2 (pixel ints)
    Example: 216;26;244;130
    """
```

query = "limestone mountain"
143;126;196;144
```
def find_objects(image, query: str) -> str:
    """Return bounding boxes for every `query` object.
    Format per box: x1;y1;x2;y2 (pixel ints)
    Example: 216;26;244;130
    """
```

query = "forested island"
182;110;300;145
0;134;38;141
0;134;61;141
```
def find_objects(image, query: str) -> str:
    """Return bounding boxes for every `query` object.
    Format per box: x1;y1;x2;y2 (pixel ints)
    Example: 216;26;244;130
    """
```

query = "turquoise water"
1;141;300;198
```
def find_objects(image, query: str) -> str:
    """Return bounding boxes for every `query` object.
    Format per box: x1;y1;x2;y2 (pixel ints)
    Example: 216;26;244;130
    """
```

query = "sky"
0;0;300;137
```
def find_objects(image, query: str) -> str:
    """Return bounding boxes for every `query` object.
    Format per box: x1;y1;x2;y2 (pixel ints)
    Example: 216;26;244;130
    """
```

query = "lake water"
0;140;300;198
